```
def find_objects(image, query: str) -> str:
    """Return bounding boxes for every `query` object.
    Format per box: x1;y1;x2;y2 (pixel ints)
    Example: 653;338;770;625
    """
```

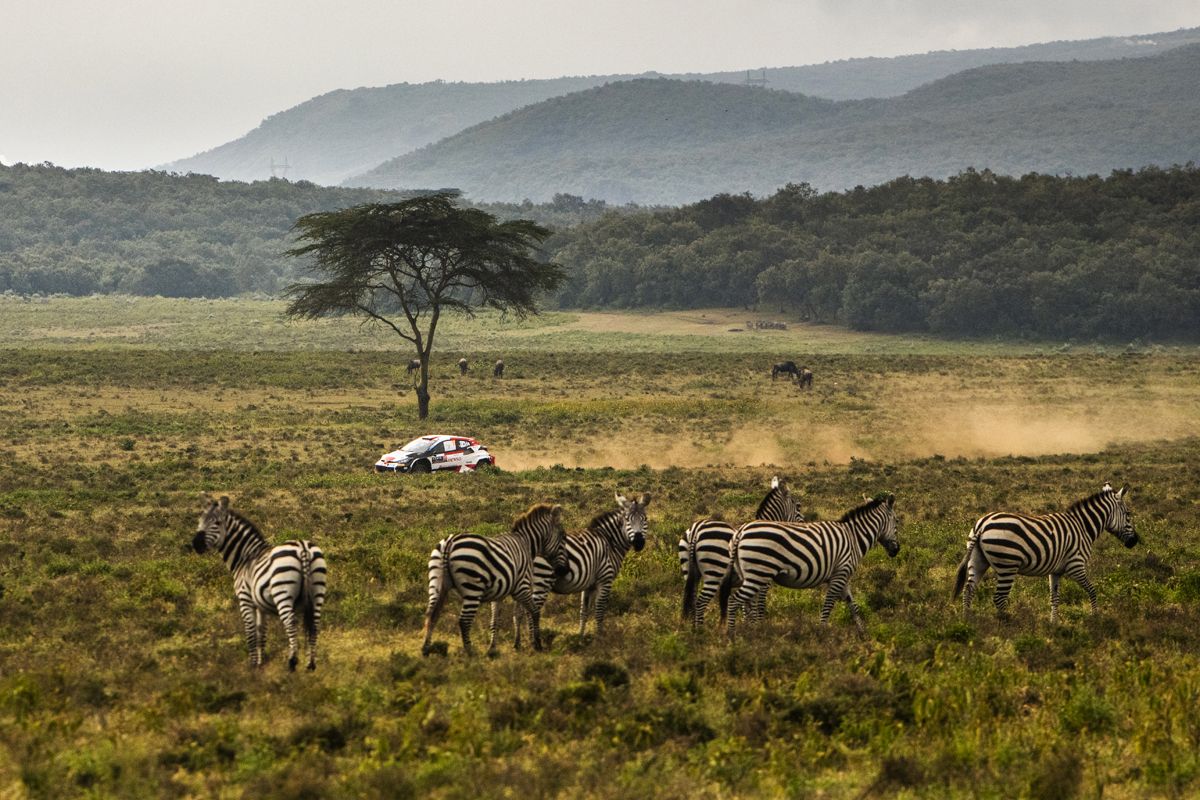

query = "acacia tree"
284;194;563;419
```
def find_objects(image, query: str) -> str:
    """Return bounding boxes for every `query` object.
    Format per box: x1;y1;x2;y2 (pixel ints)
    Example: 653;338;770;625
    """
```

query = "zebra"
422;502;568;657
953;483;1138;622
458;358;469;375
493;359;505;378
191;496;327;671
719;494;900;638
678;476;801;628
771;361;799;380
517;493;651;643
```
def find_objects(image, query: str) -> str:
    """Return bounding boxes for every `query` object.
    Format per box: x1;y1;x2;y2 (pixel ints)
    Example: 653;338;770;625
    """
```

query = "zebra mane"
838;495;889;523
512;502;558;531
755;485;786;517
225;507;268;544
587;509;622;532
1067;489;1115;514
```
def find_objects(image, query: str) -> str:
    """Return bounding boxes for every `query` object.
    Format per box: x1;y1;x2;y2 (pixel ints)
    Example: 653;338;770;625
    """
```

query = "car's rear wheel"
410;460;432;474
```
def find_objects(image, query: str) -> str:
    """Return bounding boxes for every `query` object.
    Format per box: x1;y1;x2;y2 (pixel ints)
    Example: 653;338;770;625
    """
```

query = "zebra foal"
521;493;652;641
953;483;1138;622
192;496;327;671
720;494;900;638
422;502;567;657
679;476;801;627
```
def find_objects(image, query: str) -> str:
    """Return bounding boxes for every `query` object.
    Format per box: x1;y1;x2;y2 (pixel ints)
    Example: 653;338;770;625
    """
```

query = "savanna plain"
1;296;1199;799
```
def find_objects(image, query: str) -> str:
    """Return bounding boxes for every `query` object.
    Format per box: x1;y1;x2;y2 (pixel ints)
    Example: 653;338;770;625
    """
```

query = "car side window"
426;442;445;455
457;440;472;451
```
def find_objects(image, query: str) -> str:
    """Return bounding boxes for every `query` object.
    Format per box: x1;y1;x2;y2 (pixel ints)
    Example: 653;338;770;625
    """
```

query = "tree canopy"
284;194;563;418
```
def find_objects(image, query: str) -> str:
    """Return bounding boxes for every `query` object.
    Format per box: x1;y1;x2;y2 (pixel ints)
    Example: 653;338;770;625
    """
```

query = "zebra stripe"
679;476;801;627
521;492;652;641
422;503;567;656
720;494;900;637
953;483;1138;621
192;496;327;671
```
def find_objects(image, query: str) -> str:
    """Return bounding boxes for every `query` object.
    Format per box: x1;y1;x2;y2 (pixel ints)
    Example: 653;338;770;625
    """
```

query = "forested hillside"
4;163;1198;340
550;167;1200;340
0;164;620;296
353;45;1200;204
164;28;1200;186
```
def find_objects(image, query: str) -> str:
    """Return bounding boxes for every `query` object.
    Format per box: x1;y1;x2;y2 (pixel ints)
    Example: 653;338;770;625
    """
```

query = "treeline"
0;163;620;296
548;167;1200;339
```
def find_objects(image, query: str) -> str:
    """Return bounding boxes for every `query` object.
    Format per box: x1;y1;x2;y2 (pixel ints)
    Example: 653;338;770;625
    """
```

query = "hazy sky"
2;0;1196;171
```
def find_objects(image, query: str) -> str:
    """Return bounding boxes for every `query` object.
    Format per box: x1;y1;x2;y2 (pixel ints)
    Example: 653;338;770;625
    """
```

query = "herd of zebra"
191;479;1137;669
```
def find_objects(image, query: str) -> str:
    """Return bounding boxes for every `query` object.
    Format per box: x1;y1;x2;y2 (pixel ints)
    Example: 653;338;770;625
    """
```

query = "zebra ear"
638;492;652;507
1102;481;1114;493
886;493;895;508
551;504;563;520
615;493;630;509
771;476;781;490
1118;484;1128;499
219;496;230;510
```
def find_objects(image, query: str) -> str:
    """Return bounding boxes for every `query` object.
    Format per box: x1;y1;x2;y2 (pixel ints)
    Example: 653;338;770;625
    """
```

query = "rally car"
374;435;495;474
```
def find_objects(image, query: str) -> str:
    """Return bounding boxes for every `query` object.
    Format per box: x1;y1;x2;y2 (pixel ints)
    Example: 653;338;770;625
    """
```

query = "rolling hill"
349;44;1200;205
164;28;1200;186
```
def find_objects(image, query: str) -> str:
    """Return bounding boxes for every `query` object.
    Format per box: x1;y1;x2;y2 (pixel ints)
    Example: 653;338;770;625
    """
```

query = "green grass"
1;302;1199;798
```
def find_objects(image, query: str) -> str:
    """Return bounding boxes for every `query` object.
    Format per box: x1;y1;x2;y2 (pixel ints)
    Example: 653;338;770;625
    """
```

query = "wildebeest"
797;367;813;389
494;359;505;378
406;359;420;374
771;361;799;380
458;358;469;375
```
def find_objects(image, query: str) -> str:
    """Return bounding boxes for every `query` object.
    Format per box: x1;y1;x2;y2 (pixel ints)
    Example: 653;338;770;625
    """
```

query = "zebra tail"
717;564;736;626
952;533;978;600
299;543;317;635
427;536;457;621
681;535;700;622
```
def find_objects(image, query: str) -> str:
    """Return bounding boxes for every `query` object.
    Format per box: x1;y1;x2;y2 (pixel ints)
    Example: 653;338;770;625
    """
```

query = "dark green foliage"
284;194;564;418
554;167;1200;339
0;165;614;297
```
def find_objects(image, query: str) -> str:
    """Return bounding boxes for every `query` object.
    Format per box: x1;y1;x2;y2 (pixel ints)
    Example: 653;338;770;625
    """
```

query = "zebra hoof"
288;654;298;672
307;660;317;672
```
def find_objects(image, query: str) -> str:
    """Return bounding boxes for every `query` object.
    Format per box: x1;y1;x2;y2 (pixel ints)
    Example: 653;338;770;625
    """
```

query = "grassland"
1;297;1199;798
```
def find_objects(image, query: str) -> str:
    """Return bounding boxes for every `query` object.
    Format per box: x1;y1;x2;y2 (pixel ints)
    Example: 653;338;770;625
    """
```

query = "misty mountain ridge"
163;26;1200;186
349;43;1200;205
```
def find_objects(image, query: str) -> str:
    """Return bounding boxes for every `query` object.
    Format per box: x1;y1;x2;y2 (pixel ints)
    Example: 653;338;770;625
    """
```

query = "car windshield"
400;438;436;453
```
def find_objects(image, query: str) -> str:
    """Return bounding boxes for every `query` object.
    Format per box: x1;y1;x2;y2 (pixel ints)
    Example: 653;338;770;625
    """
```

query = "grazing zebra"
422;503;567;656
679;476;801;627
953;484;1138;622
771;361;799;380
518;493;652;642
191;496;327;671
458;358;469;375
406;358;420;374
720;494;900;637
493;359;505;378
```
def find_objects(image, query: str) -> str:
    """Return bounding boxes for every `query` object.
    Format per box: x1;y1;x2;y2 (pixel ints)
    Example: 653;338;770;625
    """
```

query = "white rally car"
375;435;496;474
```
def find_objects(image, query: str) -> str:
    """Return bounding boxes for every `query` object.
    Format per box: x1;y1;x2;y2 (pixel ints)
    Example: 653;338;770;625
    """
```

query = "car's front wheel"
409;460;432;474
475;459;494;471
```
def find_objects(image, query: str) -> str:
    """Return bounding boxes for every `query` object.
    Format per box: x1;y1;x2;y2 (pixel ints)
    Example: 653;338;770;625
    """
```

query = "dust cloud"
495;400;1196;470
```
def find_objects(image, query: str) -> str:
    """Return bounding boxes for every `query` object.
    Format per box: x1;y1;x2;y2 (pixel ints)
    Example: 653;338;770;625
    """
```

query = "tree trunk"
416;358;431;420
